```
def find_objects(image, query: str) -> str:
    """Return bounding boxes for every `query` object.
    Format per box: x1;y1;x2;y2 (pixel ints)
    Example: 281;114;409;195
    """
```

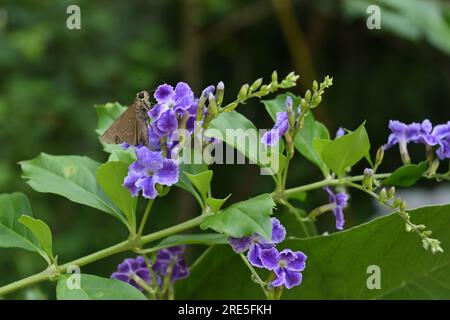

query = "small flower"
324;187;349;230
335;127;345;138
153;246;189;282
111;256;155;290
259;248;307;289
123;146;179;199
228;218;286;267
383;120;422;164
261;112;289;146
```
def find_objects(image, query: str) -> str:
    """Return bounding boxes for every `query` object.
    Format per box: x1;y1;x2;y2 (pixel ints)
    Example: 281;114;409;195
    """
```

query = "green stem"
239;253;268;298
138;200;154;237
281;173;391;198
0;215;206;297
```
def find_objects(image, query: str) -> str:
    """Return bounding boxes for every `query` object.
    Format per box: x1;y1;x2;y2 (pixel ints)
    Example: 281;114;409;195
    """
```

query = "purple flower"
261;112;289;146
123;146;179;199
153;246;189;282
148;82;195;138
228;218;286;267
336;127;345;138
111;256;155;290
383;120;422;163
417;120;450;160
259;248;307;289
324;187;348;230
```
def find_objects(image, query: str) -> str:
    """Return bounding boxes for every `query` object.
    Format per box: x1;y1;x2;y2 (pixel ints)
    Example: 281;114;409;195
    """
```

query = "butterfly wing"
100;105;139;145
136;118;149;146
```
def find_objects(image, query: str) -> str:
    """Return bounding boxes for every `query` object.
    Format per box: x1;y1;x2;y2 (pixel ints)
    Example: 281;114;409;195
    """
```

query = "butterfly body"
100;91;151;146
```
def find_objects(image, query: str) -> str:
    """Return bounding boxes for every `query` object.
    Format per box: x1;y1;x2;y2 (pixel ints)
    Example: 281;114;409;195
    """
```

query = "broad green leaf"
185;170;213;199
321;123;370;177
103;144;136;165
176;147;208;199
206;195;231;212
0;193;42;254
200;194;275;239
285;191;307;202
179;204;450;299
19;153;127;226
146;233;228;253
206;111;284;175
96;161;137;230
18;215;54;262
263;94;330;175
382;161;428;187
56;274;146;300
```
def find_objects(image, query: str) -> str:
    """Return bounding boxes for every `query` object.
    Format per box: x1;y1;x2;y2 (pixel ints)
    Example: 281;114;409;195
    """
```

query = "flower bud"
362;168;373;189
393;197;403;208
387;186;395;199
312;80;318;92
238;84;249;100
379;188;387;203
271;70;278;84
305;90;311;102
216;81;224;106
400;200;407;212
375;146;384;168
249;78;263;93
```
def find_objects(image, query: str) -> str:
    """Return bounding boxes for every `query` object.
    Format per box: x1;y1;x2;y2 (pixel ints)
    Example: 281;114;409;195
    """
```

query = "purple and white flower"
228;218;286;267
111;256;155;290
260;248;307;289
123;146;179;199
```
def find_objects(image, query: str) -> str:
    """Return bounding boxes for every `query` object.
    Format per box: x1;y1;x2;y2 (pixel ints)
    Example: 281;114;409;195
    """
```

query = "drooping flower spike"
324;187;349;230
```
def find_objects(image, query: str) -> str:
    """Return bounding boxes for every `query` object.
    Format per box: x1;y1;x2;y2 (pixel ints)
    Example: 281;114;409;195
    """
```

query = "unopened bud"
393;197;403;208
399;200;407;212
312;80;318;92
249;78;263;93
305;90;311;102
387;186;395;199
375;146;384;168
216;81;224;106
363;168;373;189
379;188;387;203
238;84;249;100
271;71;278;84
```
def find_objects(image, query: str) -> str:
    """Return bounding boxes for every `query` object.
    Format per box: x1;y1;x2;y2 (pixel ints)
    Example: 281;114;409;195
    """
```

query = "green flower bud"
379;188;387;203
393;197;403;208
249;78;263;93
216;81;224;106
238;84;249;100
375;146;384;168
387;186;395;199
312;80;318;92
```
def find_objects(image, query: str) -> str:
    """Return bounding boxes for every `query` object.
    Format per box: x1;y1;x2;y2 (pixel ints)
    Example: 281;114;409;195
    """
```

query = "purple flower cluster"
384;120;450;163
111;246;188;291
123;82;219;199
261;96;292;146
324;187;349;230
228;218;307;289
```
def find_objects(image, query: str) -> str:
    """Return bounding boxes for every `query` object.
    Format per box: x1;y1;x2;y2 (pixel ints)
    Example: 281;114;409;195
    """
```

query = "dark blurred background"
1;0;450;299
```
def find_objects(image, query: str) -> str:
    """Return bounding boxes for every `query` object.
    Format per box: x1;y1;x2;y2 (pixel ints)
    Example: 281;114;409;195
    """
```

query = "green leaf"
185;170;213;199
0;193;42;254
180;204;450;299
201;194;275;239
148;233;228;253
206;111;284;174
56;274;147;300
176;148;209;202
18;215;54;262
321;123;370;177
285;191;307;202
19;153;127;226
206;195;231;212
382;161;428;187
96;161;137;231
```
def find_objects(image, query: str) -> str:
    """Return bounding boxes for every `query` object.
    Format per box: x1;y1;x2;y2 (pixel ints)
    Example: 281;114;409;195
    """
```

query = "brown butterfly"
100;91;151;146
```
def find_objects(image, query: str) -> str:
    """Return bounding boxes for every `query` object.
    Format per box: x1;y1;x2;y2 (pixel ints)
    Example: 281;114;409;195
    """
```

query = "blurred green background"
1;0;449;299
